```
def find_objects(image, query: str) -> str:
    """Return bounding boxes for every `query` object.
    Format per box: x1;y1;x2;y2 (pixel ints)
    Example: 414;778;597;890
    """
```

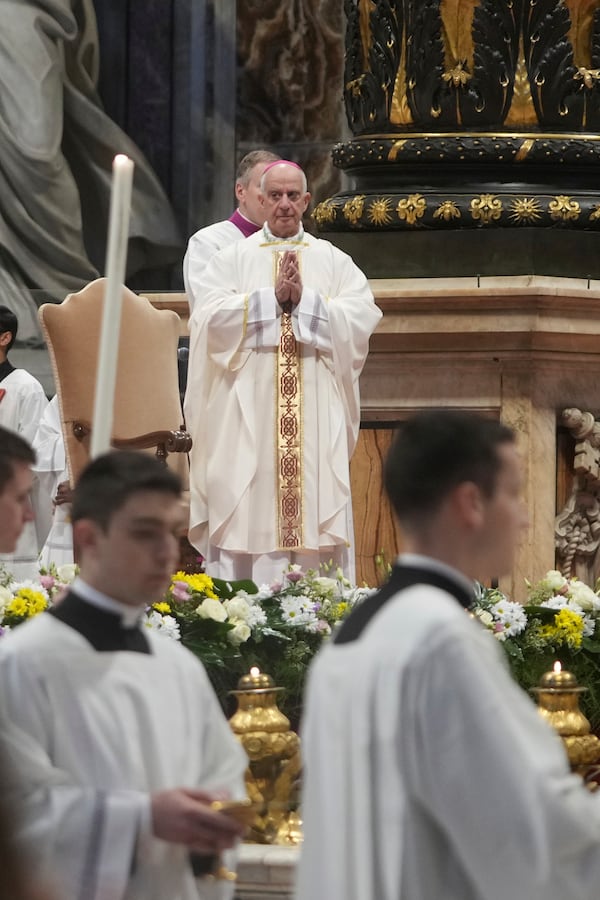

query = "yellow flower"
171;571;218;600
6;597;29;617
9;588;48;618
541;608;583;649
332;602;349;618
153;602;171;614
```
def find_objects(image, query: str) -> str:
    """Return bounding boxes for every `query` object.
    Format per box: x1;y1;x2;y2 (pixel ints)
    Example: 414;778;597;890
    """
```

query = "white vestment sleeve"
407;623;600;900
0;693;147;900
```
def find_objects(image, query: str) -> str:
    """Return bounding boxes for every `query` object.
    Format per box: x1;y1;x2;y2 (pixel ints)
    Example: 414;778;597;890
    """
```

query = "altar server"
0;451;247;900
185;161;381;584
0;305;49;577
297;410;600;900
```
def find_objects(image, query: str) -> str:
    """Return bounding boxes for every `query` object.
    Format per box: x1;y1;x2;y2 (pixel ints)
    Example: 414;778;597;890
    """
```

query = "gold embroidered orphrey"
274;249;303;549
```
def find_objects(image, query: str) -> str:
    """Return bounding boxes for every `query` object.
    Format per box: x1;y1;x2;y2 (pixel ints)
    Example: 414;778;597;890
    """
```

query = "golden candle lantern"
229;667;302;845
531;661;600;778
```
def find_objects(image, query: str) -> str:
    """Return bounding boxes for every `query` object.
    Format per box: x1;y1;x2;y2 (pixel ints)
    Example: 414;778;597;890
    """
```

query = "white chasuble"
185;230;381;583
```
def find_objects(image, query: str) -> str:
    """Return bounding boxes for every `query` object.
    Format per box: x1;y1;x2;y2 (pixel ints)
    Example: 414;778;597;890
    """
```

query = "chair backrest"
39;278;189;486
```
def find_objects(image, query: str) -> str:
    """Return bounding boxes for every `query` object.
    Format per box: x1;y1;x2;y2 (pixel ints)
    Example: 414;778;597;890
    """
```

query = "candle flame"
250;666;260;677
114;153;131;167
553;661;562;674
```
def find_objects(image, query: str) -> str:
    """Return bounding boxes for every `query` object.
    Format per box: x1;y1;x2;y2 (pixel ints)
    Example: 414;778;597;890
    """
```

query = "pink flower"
286;566;305;583
172;581;191;602
270;580;283;593
40;575;56;590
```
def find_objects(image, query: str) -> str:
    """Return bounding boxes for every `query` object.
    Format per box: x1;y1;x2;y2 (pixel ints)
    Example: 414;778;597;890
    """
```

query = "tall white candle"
90;154;134;458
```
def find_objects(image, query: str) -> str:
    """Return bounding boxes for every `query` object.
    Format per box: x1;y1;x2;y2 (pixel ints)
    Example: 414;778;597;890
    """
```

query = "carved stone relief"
556;407;600;584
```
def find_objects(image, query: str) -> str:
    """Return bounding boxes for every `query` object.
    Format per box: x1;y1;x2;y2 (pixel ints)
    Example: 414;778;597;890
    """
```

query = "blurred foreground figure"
297;410;600;900
0;451;247;900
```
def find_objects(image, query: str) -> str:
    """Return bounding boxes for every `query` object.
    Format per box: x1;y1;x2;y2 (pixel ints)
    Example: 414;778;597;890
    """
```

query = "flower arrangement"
0;563;77;633
0;562;372;727
472;570;600;730
144;565;375;725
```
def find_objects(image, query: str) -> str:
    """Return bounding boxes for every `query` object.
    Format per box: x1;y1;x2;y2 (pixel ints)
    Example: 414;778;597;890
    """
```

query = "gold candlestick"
229;667;302;844
531;661;600;778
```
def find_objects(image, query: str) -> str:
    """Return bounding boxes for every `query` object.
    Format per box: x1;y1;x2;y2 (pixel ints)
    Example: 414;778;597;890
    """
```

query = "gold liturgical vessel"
229;667;302;845
532;661;600;779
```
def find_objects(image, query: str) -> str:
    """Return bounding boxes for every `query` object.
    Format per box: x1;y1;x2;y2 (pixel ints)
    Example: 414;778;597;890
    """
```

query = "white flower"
227;622;251;645
543;570;569;593
11;580;49;601
541;596;582;613
490;599;527;640
280;596;319;631
244;603;267;628
343;586;375;606
311;576;340;599
224;597;252;622
255;584;273;600
0;585;12;613
143;611;181;640
196;598;227;622
56;563;77;584
475;609;494;628
568;580;600;612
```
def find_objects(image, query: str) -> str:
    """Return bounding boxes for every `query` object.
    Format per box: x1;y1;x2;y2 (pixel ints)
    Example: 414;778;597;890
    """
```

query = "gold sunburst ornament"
549;196;580;222
433;200;461;222
368;197;393;226
471;194;502;225
343;195;366;225
396;193;426;226
509;197;542;224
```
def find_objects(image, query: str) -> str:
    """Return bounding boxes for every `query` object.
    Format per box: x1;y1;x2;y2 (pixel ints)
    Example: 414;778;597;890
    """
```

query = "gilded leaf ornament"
343;195;366;225
396;193;427;225
470;194;502;224
548;195;581;221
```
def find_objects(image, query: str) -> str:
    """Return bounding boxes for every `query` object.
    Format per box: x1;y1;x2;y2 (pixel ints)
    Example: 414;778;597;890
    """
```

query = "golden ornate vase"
531;662;600;778
228;668;302;845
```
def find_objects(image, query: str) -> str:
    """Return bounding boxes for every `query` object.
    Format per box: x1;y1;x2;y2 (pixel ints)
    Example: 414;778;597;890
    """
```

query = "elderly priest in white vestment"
184;160;382;584
0;451;247;900
297;411;600;900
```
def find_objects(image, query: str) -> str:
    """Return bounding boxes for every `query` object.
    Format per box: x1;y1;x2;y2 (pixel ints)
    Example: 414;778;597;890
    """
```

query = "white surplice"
184;228;381;584
31;395;74;568
0;611;247;900
0;367;49;578
296;558;600;900
183;219;244;313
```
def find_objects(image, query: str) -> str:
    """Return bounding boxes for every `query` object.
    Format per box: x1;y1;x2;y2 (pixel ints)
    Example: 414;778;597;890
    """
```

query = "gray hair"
236;150;280;187
259;162;308;194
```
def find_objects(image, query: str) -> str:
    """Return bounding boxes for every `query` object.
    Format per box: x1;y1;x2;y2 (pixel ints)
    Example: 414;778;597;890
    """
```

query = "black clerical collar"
0;359;15;384
333;560;475;645
49;591;151;654
72;577;145;627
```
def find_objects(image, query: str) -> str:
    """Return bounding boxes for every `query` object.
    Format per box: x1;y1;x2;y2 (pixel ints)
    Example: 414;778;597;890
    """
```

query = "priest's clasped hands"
275;250;302;309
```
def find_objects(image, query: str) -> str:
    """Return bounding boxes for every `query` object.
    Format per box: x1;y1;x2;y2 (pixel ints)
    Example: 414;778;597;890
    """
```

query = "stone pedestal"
234;844;298;900
361;274;600;597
